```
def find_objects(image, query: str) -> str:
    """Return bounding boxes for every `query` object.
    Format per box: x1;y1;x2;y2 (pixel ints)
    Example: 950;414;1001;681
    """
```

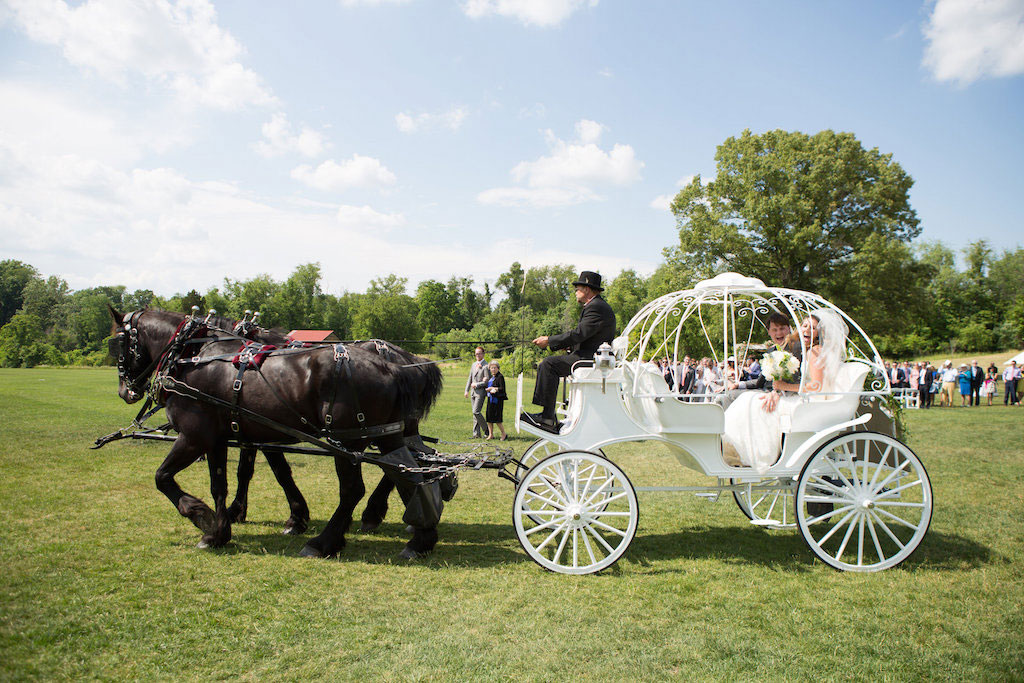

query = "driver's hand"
532;335;549;349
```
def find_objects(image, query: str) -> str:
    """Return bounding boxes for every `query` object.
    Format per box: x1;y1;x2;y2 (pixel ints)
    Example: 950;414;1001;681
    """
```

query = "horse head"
107;306;179;404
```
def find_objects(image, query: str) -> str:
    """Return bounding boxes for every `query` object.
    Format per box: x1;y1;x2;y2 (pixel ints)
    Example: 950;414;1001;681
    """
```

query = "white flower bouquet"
761;350;799;382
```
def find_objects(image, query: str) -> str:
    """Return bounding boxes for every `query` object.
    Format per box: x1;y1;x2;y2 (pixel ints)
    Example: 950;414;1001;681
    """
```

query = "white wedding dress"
722;315;846;473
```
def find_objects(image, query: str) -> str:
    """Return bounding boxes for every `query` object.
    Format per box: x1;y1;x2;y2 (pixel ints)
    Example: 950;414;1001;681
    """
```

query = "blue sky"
1;0;1022;296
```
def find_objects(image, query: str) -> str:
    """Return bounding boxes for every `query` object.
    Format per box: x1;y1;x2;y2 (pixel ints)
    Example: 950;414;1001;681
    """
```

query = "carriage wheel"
517;440;610;525
513;450;638;575
796;432;932;572
515;439;606;482
732;478;797;529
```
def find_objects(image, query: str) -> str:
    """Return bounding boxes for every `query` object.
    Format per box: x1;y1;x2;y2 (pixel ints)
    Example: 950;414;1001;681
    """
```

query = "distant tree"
448;276;489;330
989;247;1024;303
523;264;576;313
20;275;70;331
0;260;39;328
603;269;647;331
416;279;456;334
270;263;326;330
222;274;280;321
669;129;920;294
496;262;526;310
367;274;408;298
180;289;205;315
352;294;421;342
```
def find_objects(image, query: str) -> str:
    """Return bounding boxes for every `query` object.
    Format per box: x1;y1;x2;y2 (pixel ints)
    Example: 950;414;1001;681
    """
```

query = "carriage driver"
521;271;616;434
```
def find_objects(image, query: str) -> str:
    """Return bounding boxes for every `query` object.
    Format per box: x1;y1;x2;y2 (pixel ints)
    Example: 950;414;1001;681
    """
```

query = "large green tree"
0;260;39;328
669;129;920;295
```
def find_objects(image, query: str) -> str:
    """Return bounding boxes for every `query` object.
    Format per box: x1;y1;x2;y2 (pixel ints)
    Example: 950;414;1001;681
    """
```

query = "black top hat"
572;271;603;291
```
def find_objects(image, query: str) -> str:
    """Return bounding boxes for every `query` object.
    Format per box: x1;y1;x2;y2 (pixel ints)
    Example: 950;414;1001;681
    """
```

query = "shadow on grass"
194;519;993;573
205;519;523;568
627;526;993;573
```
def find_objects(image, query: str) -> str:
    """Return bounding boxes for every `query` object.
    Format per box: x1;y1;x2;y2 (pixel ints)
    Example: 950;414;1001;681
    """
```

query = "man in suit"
718;312;802;410
522;271;616;433
464;346;491;437
919;363;935;409
969;360;985;406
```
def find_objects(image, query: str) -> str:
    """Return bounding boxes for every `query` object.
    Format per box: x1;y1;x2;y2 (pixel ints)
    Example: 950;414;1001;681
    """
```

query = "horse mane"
355;340;444;419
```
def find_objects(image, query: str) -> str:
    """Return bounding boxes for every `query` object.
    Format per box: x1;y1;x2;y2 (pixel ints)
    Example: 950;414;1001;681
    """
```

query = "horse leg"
300;456;365;558
227;445;257;523
199;440;232;548
155;435;217;540
359;474;394;532
263;447;310;535
370;444;442;559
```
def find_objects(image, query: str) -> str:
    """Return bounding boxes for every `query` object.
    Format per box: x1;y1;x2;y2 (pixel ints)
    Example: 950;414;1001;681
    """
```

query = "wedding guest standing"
484;361;508;441
969;360;985;407
1004;360;1021;406
465;346;491;437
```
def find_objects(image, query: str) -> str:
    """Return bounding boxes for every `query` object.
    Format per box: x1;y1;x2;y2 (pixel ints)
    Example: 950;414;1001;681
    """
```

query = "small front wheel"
796;432;932;572
513;450;638;574
732;478;797;529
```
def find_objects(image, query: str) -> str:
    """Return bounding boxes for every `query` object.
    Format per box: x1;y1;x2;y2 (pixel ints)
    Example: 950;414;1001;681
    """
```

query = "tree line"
2;129;1021;369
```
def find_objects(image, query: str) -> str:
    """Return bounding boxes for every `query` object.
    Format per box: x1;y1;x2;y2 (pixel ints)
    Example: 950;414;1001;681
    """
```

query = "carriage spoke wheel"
515;439;606;482
796;432;932;572
513;450;638;574
732;478;797;529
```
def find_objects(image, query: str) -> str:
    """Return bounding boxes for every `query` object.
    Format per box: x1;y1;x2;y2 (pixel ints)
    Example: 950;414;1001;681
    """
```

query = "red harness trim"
232;342;278;369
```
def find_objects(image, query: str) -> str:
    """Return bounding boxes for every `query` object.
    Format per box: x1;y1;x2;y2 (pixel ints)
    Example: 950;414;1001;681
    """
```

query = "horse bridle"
113;310;162;398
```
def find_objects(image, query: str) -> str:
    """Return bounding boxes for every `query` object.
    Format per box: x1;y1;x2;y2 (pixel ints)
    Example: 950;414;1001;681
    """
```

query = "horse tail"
416;358;444;419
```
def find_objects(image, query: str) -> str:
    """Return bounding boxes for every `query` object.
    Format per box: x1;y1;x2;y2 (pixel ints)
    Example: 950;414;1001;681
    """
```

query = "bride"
723;309;849;472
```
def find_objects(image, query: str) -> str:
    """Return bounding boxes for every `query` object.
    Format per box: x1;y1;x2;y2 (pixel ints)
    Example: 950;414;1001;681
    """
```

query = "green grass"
1;366;1022;680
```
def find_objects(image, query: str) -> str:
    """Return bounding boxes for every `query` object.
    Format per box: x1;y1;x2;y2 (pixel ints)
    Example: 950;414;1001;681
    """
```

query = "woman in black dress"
485;361;508;440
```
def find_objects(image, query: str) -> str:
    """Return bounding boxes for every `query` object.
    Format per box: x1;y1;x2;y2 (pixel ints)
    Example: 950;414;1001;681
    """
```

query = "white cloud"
479;120;642;208
395;106;468;133
254;113;327;158
649;194;673;211
461;0;598;27
3;0;275;109
923;0;1024;85
0;135;655;296
290;155;397;191
336;204;405;229
0;81;191;166
649;175;703;211
340;0;411;5
518;102;547;119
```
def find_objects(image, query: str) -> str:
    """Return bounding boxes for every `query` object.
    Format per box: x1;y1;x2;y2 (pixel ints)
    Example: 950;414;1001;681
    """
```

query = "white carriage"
512;273;932;575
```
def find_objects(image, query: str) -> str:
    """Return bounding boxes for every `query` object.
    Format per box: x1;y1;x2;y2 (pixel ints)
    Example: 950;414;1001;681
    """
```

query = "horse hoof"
197;539;210;549
359;520;381;533
399;547;420;560
405;525;415;534
299;544;323;558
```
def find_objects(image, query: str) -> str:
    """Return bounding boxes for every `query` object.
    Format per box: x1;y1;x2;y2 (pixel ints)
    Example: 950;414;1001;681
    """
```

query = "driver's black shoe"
520;412;561;434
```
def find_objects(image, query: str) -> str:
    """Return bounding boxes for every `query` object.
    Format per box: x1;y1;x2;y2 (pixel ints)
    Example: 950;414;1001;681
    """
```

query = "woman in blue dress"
957;363;972;407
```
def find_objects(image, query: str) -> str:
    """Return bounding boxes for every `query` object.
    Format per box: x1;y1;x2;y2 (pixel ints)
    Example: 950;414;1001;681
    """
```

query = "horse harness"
117;311;403;448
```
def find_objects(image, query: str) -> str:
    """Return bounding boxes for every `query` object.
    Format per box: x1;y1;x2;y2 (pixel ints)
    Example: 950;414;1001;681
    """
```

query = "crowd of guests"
884;358;1021;408
650;355;1023;408
653;355;759;399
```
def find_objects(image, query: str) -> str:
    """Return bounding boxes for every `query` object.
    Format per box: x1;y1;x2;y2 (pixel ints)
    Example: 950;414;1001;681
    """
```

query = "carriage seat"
621;361;724;435
787;361;871;434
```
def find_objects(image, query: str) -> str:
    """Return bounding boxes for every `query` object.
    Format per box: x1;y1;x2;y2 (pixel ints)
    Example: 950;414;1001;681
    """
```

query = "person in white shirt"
940;360;958;407
1003;360;1021;406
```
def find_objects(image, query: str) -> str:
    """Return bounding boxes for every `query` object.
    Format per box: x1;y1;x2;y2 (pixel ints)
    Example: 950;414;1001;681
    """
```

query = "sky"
1;0;1022;298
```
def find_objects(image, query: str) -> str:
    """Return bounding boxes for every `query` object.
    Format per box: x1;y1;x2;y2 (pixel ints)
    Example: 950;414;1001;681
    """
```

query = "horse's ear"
108;304;125;326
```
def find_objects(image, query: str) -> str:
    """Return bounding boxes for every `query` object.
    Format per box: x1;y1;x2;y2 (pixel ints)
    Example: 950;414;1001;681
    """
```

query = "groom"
718;312;802;409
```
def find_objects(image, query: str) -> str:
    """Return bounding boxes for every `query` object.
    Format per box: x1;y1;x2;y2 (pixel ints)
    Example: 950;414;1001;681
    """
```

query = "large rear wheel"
796;432;932;572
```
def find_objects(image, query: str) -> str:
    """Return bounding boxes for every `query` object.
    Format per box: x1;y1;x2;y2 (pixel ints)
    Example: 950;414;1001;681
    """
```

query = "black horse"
108;307;443;559
226;336;445;534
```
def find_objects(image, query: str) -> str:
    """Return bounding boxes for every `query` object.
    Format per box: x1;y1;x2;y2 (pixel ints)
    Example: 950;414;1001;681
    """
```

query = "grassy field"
1;365;1022;680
